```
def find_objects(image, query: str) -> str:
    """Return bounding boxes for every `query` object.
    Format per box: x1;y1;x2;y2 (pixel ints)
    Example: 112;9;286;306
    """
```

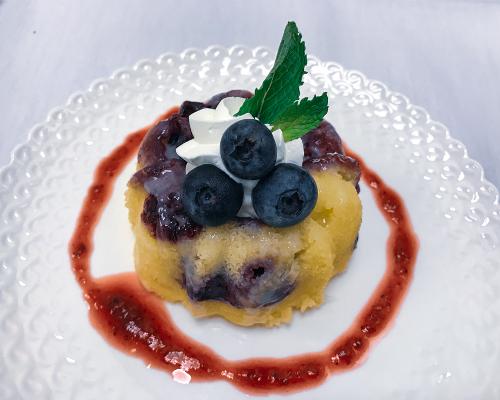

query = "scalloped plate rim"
0;45;497;203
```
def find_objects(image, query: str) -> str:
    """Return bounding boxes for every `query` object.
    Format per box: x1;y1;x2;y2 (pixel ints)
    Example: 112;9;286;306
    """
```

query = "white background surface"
0;0;499;186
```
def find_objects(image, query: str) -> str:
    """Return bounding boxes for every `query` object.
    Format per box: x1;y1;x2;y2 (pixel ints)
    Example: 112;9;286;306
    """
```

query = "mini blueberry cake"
126;23;362;326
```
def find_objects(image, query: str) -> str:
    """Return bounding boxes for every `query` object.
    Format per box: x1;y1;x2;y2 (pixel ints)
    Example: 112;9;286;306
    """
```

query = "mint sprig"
235;21;306;123
272;94;328;141
235;21;328;142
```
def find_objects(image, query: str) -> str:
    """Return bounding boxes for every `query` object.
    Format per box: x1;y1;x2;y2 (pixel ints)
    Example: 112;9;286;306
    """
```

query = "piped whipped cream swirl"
176;97;304;218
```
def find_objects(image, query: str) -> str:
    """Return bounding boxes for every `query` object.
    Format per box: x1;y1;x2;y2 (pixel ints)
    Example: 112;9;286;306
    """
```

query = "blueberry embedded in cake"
126;22;362;326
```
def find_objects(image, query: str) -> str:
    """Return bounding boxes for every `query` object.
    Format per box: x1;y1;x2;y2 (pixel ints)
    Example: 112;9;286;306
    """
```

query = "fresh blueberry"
220;119;277;180
182;164;243;226
252;163;317;227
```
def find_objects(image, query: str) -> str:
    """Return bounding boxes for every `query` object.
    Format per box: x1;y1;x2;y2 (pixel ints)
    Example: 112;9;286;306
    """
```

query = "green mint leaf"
272;93;329;142
235;21;307;123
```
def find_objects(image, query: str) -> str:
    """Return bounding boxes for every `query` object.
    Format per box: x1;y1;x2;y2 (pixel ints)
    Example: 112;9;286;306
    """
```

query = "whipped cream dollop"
176;97;304;218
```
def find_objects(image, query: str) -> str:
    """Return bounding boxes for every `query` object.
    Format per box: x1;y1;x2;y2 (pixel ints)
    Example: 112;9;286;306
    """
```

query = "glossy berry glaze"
69;99;418;394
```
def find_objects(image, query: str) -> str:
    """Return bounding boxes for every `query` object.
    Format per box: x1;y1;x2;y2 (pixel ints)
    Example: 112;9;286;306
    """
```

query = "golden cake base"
126;169;361;327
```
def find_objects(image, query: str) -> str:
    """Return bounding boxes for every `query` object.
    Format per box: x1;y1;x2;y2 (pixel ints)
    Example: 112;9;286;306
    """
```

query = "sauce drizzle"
69;107;418;395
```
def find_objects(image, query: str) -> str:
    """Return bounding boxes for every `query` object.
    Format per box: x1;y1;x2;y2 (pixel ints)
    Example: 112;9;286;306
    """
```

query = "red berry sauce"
69;107;418;395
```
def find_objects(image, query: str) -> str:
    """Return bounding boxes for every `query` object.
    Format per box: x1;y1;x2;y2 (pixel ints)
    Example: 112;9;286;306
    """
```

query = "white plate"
1;46;499;400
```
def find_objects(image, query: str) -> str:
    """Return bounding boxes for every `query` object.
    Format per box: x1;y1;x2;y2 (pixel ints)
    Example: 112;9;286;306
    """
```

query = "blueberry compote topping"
137;114;193;167
130;159;202;241
132;91;360;243
301;120;344;162
301;120;361;191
